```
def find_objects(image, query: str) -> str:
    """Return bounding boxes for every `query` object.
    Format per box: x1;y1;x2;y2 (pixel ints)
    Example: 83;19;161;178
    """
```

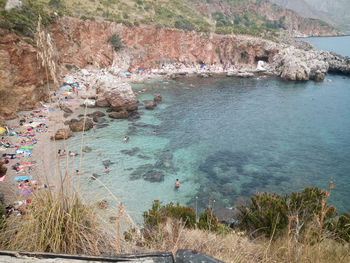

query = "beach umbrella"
0;127;5;135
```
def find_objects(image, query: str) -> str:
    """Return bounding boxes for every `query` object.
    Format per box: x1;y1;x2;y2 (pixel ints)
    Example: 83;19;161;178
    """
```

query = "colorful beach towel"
14;176;33;181
19;145;34;149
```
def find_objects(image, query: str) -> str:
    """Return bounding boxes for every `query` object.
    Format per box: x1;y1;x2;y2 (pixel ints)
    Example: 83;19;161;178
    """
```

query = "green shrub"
198;208;220;231
174;19;195;31
331;213;350;242
108;33;123;51
143;201;196;228
0;0;54;37
238;192;288;238
237;187;336;239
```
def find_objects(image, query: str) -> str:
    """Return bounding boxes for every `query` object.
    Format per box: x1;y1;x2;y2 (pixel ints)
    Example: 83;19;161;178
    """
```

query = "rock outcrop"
0;30;49;119
95;74;138;112
271;47;350;81
69;118;94;132
51;128;73;140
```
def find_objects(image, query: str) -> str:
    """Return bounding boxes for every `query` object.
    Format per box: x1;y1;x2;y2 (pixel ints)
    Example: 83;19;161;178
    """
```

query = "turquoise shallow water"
62;74;350;222
60;37;350;222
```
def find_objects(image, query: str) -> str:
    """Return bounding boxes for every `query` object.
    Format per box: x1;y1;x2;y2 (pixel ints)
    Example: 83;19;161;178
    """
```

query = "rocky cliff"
1;17;350;120
193;0;343;37
50;17;281;73
0;29;49;120
270;0;350;30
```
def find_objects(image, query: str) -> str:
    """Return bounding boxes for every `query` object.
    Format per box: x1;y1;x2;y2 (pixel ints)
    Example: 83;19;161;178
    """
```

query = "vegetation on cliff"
0;0;55;37
0;0;340;39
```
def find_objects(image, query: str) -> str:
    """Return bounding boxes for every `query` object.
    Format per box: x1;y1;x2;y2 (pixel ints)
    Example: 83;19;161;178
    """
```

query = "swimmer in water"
174;179;180;190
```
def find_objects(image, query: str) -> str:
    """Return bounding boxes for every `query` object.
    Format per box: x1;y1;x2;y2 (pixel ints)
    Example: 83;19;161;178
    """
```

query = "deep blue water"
303;35;350;57
62;37;350;221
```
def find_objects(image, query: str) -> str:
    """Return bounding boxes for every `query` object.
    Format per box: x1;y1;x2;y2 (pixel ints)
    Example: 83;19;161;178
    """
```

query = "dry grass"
267;235;350;263
0;191;116;255
135;218;350;263
138;218;265;262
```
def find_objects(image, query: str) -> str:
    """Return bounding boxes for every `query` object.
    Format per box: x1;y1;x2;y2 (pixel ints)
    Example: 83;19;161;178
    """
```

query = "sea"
62;36;350;223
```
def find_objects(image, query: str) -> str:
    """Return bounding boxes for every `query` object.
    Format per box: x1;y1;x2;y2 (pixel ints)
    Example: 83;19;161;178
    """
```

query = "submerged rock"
109;111;129;119
144;100;157;110
143;170;164;182
129;164;164;182
102;160;114;167
120;147;140;156
82;146;92;153
128;111;141;121
153;93;162;102
96;123;109;128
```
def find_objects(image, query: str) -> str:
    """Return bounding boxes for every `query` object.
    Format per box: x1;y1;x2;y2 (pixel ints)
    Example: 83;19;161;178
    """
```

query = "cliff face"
270;0;350;30
0;29;49;120
51;17;281;72
0;17;349;120
193;0;342;37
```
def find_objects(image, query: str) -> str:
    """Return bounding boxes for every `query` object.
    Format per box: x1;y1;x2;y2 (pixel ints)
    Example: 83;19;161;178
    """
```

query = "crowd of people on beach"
0;108;56;216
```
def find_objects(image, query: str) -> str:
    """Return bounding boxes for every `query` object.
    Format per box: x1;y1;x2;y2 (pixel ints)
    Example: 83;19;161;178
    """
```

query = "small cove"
60;36;350;223
61;74;350;222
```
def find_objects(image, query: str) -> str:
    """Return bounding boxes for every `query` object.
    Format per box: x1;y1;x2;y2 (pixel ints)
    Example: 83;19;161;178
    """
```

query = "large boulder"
95;74;138;111
109;111;129;119
51;128;73;140
69;118;94;132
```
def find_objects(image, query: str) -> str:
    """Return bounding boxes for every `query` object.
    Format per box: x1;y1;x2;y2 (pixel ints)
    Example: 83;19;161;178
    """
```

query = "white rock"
5;0;22;10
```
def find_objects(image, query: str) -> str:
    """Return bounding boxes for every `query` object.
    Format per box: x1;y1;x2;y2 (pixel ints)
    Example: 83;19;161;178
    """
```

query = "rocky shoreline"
1;17;350;122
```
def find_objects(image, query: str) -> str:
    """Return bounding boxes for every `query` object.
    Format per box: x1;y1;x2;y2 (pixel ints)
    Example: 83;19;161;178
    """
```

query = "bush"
197;207;220;231
143;201;196;228
174;19;195;31
331;213;350;242
0;0;54;37
108;33;123;51
238;192;289;238
237;187;337;239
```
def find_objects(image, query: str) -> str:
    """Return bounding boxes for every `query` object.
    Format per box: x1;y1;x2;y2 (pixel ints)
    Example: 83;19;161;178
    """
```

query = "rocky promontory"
271;47;350;81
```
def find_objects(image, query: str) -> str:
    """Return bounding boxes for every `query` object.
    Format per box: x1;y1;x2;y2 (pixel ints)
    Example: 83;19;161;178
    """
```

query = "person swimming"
123;136;129;142
103;166;110;173
174;179;180;190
